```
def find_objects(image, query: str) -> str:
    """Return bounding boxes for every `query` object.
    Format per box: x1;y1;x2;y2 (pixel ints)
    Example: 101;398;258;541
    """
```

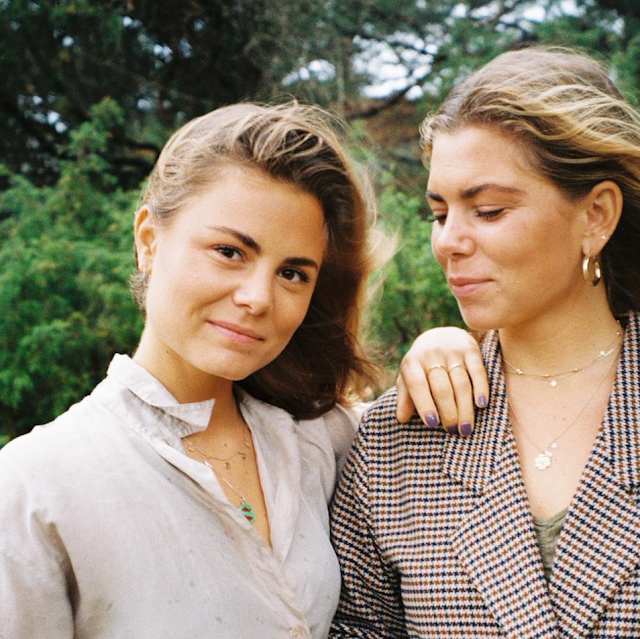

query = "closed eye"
476;208;505;219
428;213;447;225
429;208;506;224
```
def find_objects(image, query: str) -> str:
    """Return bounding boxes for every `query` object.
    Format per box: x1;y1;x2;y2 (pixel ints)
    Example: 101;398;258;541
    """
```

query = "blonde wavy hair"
132;102;381;418
421;46;640;318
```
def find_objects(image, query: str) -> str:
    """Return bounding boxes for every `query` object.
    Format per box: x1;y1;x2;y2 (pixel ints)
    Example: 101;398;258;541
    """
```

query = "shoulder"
1;396;94;468
315;403;366;478
0;400;94;542
357;387;405;440
0;384;133;492
239;391;356;497
624;311;640;351
364;387;400;422
321;402;359;445
239;390;358;462
348;387;450;472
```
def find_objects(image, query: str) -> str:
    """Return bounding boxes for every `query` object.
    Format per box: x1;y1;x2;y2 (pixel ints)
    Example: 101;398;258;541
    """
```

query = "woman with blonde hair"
331;47;640;638
0;101;480;638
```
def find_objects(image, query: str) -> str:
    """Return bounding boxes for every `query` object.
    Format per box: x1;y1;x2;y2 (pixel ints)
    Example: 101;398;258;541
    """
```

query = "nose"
232;266;273;315
431;211;474;261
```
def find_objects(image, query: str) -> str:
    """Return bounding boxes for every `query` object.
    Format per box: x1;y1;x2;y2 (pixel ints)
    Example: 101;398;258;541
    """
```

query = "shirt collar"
106;354;215;433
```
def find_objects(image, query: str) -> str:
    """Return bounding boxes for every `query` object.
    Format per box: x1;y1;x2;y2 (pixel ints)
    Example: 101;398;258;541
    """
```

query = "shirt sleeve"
329;410;409;638
322;404;361;480
0;440;75;639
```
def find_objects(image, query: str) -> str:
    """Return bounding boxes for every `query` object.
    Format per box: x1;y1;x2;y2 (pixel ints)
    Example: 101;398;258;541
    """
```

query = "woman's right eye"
214;245;243;260
428;213;447;225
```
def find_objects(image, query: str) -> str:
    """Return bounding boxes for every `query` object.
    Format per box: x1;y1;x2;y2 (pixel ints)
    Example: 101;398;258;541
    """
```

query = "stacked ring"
426;364;447;373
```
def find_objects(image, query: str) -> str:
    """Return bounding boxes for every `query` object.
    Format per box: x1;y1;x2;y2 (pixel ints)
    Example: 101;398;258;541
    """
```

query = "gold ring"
427;364;447;373
447;363;466;372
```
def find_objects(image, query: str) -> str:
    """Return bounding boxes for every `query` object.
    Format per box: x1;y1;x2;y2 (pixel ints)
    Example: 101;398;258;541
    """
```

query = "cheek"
145;259;203;326
154;247;216;297
146;269;179;313
277;292;315;339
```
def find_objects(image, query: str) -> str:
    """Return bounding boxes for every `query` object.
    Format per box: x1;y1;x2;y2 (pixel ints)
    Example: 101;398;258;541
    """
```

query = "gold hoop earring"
582;254;601;286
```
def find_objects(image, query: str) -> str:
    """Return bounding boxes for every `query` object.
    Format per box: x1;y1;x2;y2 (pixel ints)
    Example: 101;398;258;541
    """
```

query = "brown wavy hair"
132;102;381;419
420;46;640;319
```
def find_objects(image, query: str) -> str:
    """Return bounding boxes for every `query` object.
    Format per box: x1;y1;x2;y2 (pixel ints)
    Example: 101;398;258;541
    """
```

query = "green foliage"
0;0;317;186
0;99;142;440
4;0;640;444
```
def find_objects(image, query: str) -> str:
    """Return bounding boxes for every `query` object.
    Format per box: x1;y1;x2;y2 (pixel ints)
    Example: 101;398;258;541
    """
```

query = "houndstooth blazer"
330;313;640;638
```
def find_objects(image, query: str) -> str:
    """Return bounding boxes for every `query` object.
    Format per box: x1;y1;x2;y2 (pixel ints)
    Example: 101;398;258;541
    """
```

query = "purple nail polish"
477;395;487;408
426;412;439;428
460;422;473;437
446;425;459;435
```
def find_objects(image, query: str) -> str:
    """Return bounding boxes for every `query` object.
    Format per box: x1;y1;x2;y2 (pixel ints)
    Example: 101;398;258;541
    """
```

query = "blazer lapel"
446;332;558;639
550;313;640;638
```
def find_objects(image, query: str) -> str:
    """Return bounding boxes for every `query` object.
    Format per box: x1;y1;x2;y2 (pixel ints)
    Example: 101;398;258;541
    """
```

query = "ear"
581;180;623;256
134;206;159;273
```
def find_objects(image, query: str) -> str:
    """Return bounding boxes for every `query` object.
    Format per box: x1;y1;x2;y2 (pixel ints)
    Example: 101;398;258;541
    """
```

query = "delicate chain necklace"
509;351;619;471
503;323;622;387
185;423;256;525
185;427;251;469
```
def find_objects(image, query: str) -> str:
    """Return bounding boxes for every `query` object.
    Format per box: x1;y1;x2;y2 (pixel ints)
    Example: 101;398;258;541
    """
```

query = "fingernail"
425;412;439;428
446;425;459;435
477;395;487;408
460;422;473;437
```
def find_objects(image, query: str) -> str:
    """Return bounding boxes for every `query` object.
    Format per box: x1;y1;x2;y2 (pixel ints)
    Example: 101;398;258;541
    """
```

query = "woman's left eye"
279;268;309;283
214;245;243;260
476;208;505;219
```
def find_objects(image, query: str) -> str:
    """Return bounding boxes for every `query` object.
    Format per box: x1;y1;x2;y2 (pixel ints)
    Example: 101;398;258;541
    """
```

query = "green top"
533;508;568;582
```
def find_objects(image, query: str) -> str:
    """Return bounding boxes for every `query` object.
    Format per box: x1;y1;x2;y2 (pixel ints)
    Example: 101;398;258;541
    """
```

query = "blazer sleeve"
329;409;409;639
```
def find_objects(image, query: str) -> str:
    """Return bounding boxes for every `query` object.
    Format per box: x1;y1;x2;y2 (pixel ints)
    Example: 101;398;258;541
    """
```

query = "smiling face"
134;165;326;397
427;126;592;332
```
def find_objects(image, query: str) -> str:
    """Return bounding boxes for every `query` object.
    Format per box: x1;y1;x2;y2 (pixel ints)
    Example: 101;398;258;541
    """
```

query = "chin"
205;363;260;382
202;351;278;382
458;307;501;332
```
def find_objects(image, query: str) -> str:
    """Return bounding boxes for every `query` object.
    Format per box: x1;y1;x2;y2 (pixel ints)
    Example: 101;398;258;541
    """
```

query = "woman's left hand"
396;327;488;436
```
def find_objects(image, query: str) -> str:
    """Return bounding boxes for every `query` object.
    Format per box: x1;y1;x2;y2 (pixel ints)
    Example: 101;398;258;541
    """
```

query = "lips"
207;320;265;344
447;276;491;298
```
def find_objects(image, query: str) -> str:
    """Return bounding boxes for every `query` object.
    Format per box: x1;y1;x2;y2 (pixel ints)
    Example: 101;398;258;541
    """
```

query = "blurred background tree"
1;0;638;441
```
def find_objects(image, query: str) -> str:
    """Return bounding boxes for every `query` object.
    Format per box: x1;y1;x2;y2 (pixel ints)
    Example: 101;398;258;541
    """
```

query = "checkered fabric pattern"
330;313;640;638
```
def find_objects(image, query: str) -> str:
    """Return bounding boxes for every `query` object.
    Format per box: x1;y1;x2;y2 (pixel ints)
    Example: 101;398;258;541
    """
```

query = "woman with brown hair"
331;47;640;638
0;102;480;638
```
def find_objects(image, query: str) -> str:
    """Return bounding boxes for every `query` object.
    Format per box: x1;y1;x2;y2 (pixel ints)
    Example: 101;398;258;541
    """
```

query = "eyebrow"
425;183;526;202
207;225;320;270
209;225;260;251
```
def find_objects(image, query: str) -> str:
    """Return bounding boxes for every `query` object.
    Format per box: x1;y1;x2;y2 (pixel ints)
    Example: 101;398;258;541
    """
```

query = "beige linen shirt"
0;354;359;639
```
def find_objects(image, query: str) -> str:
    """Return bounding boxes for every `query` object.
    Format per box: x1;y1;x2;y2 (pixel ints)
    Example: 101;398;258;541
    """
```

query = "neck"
133;327;235;407
498;290;620;374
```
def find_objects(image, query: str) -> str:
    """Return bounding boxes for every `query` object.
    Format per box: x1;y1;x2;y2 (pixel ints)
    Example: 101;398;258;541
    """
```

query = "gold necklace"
185;427;251;469
509;353;618;471
185;424;256;525
502;324;621;387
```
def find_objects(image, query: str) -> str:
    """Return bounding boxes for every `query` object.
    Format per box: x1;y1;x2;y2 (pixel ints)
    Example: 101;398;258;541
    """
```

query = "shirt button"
289;627;305;639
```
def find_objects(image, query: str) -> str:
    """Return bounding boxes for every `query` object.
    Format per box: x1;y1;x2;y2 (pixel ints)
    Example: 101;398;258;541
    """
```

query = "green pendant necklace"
185;425;256;525
203;458;256;525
